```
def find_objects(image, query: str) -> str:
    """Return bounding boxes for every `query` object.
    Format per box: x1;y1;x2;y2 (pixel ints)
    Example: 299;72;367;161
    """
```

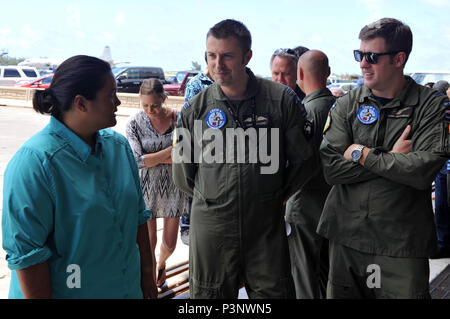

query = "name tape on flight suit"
387;106;414;118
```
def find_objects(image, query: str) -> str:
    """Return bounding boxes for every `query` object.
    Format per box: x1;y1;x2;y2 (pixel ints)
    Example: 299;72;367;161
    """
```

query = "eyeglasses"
273;48;299;59
353;50;400;64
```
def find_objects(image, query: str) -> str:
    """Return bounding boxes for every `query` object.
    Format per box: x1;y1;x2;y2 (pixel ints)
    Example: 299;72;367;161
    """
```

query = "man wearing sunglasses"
317;17;449;298
270;47;308;101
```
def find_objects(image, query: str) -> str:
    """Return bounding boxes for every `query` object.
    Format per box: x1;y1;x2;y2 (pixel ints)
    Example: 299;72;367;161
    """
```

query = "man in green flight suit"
285;50;335;299
172;19;316;299
318;17;450;298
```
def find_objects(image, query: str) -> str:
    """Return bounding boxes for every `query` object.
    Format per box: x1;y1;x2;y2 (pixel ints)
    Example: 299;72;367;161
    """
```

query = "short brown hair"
359;18;413;65
139;78;166;99
207;19;252;54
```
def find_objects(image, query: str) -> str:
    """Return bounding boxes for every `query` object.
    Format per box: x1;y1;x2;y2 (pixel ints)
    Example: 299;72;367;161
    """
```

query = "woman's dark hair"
33;55;111;120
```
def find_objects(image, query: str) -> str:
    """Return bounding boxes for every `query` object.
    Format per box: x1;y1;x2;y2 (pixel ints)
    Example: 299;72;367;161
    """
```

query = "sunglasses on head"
353;50;400;64
273;48;298;59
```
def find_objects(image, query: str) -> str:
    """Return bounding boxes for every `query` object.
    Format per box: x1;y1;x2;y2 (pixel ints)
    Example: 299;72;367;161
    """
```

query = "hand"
391;125;412;154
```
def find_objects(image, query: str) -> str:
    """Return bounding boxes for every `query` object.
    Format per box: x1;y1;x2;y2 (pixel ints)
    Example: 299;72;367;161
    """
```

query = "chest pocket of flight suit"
384;106;415;150
194;163;227;203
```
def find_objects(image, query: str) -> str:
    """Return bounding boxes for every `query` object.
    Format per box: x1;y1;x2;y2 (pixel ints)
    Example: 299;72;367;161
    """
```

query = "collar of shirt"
197;72;214;85
212;67;260;101
358;75;419;109
294;84;306;101
48;116;103;162
303;87;334;104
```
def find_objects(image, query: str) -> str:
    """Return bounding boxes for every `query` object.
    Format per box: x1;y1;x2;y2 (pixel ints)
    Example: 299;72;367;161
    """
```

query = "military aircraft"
17;46;124;70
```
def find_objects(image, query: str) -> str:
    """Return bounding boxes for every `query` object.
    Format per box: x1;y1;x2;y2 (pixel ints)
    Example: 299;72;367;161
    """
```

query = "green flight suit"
318;76;449;298
172;68;317;299
286;87;335;299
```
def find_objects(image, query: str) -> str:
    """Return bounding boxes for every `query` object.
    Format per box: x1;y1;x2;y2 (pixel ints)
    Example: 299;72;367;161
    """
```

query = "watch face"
351;149;361;162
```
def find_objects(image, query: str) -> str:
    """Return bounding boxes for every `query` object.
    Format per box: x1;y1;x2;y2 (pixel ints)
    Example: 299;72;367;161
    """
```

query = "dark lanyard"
223;97;256;129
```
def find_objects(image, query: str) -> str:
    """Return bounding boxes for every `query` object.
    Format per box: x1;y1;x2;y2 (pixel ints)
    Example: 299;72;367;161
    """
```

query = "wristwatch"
351;145;365;163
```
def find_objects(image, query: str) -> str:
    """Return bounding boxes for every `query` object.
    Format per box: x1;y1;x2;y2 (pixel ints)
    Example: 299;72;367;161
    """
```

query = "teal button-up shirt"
2;116;150;298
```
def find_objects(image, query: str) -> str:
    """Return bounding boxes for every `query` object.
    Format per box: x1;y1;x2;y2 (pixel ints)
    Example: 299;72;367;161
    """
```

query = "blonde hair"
139;78;166;99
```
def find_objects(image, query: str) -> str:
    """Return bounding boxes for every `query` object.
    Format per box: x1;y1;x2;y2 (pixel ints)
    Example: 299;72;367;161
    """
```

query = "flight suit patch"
183;101;191;110
303;120;313;139
387;106;414;118
357;105;378;124
323;112;331;133
444;101;450;122
206;108;227;129
444;101;450;134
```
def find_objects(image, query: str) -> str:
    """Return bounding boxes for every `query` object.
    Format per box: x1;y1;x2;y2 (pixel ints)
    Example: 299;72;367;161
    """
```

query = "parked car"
409;71;450;86
15;74;53;88
327;82;357;94
112;66;166;93
163;70;199;96
166;75;178;84
0;66;40;87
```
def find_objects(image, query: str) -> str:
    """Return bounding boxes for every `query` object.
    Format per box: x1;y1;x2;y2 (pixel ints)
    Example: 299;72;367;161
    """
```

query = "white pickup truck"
0;66;40;87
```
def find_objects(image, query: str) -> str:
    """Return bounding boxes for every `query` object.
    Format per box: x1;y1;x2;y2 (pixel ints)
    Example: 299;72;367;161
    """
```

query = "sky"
1;0;449;77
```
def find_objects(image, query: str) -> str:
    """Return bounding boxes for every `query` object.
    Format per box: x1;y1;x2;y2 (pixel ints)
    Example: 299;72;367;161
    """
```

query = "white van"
408;71;450;85
0;66;40;87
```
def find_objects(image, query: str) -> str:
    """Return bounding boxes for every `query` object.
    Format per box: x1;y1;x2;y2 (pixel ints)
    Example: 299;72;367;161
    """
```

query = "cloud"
307;34;324;45
146;37;161;51
115;13;125;26
20;24;41;49
0;28;16;48
66;4;83;37
444;25;450;43
96;32;117;45
357;0;385;23
421;0;450;7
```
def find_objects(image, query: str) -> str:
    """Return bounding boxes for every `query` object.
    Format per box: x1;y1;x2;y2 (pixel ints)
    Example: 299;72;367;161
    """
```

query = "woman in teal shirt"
2;55;157;298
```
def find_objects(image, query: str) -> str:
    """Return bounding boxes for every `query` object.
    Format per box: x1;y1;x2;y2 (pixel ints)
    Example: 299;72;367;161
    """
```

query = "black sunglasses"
353;50;400;64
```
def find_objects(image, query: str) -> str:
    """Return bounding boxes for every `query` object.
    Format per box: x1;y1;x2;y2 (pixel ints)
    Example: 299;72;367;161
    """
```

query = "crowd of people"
1;16;449;299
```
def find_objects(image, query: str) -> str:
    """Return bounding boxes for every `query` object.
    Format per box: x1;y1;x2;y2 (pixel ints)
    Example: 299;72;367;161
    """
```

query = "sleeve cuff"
138;209;151;225
363;148;378;169
6;247;52;271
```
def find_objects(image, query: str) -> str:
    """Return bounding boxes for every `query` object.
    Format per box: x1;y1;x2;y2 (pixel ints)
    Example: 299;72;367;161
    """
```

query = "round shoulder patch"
206;108;227;129
357;105;378;125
